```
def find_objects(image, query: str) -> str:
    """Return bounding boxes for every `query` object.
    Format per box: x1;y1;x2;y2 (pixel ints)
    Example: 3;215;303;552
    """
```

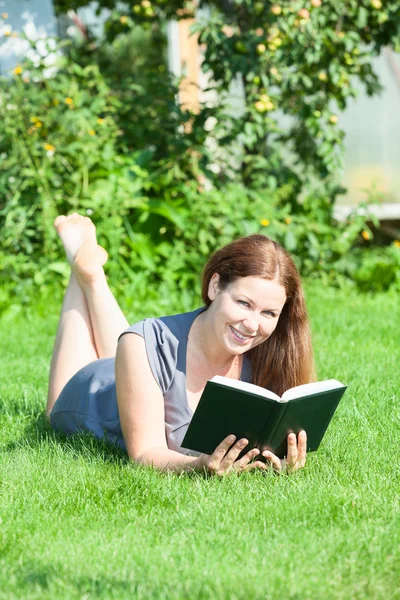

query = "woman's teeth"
230;326;251;341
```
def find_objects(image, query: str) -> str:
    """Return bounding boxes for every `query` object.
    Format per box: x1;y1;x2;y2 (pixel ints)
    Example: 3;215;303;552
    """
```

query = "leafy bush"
342;244;400;292
194;0;400;195
0;25;207;284
1;2;400;316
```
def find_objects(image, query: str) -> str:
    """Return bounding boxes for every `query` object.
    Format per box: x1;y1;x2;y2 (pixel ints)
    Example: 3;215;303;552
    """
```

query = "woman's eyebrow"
240;294;254;304
241;295;281;312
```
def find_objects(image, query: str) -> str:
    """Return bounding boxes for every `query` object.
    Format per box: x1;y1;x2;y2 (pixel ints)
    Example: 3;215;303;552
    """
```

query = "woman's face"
208;274;287;355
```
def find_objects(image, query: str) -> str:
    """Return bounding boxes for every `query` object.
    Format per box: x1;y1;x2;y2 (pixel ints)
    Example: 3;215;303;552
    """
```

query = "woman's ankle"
74;266;107;292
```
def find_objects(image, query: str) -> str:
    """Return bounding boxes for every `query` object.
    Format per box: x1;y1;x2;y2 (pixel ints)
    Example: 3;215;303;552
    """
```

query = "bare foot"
54;213;108;284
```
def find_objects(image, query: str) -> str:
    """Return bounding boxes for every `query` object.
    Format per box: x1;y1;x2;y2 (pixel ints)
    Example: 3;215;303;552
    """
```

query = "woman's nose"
243;312;259;333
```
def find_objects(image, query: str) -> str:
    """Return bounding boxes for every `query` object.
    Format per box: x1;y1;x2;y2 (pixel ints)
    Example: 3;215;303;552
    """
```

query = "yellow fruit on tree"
298;8;310;19
254;101;267;113
270;5;282;15
268;26;279;40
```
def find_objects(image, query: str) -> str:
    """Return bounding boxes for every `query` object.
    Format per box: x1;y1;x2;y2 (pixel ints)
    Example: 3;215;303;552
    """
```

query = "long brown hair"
201;235;315;396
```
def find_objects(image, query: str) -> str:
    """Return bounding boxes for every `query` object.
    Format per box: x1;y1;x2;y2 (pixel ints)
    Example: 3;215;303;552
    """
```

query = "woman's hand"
261;430;307;473
193;434;263;476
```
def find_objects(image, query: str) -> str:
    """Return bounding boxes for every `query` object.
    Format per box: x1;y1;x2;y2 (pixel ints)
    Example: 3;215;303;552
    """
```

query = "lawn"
0;283;399;600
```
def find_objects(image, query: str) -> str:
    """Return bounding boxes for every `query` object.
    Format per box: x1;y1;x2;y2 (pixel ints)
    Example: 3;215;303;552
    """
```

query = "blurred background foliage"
1;0;400;317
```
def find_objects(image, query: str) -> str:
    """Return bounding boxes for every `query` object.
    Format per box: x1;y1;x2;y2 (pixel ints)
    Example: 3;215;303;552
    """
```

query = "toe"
54;215;67;229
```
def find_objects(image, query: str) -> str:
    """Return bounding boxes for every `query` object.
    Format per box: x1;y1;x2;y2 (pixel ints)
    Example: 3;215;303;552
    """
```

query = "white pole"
167;20;181;78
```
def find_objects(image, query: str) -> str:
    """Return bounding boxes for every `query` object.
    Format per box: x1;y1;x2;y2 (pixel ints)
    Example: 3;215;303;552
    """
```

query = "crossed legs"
46;214;129;418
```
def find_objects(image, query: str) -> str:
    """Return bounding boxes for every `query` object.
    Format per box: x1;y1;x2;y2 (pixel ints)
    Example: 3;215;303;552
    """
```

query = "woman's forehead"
228;276;287;305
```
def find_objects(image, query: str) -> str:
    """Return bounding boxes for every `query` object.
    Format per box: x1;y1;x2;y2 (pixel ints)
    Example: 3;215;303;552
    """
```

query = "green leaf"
284;229;297;252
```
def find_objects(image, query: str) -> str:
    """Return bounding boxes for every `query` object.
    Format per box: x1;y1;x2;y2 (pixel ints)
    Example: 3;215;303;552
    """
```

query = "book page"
210;375;282;402
282;379;345;401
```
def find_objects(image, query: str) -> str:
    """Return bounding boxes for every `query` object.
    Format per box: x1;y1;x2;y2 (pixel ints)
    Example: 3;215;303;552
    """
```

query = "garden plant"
1;0;400;313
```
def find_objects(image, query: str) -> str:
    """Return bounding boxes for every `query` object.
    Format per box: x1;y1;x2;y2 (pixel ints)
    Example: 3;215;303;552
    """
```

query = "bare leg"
46;272;98;417
77;273;129;359
46;214;129;417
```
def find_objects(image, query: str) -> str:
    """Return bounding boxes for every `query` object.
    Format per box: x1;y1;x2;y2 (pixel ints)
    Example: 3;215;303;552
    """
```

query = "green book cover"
181;377;347;459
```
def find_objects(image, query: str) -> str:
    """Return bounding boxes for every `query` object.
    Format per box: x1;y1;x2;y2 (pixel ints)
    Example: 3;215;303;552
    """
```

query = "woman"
47;213;315;475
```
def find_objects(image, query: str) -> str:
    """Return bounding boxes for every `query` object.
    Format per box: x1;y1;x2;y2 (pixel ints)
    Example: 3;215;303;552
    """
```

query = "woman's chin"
224;338;252;355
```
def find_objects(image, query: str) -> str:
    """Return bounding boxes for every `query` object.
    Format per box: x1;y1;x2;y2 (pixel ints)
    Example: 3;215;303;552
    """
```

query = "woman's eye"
238;300;250;307
263;311;275;317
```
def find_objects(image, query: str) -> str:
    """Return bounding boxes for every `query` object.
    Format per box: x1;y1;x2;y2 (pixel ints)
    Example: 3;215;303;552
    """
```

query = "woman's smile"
229;325;255;343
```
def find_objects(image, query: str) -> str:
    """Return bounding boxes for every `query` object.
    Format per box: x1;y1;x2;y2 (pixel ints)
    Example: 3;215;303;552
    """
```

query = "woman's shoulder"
120;306;206;344
158;306;206;339
118;307;206;394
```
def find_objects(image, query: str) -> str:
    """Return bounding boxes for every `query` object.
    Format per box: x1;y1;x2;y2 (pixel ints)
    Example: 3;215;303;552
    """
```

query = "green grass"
0;284;399;600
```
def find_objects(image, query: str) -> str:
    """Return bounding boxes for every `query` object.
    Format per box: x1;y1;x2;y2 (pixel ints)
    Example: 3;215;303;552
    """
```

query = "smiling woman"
200;235;315;397
46;215;315;476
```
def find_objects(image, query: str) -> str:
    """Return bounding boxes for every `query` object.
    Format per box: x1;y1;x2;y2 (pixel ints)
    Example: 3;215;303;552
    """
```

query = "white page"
210;375;282;402
282;379;345;401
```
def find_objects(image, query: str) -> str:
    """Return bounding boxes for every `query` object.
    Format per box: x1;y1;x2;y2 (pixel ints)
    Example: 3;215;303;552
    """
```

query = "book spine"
257;402;287;451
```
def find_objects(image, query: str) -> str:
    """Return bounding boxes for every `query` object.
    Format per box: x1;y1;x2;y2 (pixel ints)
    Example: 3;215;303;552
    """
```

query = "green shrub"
193;0;400;195
1;2;400;314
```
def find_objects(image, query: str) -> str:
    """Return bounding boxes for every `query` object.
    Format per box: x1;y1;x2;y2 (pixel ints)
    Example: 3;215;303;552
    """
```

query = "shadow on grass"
12;561;140;597
1;409;212;480
2;406;269;482
2;409;130;466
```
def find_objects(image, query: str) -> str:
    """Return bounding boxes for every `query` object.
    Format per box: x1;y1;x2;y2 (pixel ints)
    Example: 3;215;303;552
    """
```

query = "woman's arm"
134;446;200;472
115;334;307;475
115;334;200;472
115;335;260;473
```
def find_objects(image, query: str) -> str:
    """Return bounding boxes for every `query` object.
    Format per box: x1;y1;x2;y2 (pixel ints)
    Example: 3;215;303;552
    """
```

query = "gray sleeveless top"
50;307;252;456
120;307;252;455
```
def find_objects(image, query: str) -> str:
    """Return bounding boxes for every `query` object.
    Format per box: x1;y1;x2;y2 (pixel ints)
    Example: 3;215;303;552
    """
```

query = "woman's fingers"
233;448;261;472
207;435;251;475
241;460;269;472
206;431;307;476
261;450;282;471
261;431;307;473
297;430;307;468
287;431;307;471
221;437;249;472
286;432;298;466
204;434;236;473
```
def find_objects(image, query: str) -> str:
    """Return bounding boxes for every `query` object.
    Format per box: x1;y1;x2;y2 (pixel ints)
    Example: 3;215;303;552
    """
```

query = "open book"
181;376;347;459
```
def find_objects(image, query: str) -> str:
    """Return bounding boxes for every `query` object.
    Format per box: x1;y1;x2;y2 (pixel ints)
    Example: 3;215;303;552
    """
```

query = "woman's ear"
208;273;220;301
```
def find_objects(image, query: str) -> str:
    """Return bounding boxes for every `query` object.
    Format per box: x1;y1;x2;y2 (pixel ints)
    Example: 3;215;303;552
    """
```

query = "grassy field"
0;283;399;600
